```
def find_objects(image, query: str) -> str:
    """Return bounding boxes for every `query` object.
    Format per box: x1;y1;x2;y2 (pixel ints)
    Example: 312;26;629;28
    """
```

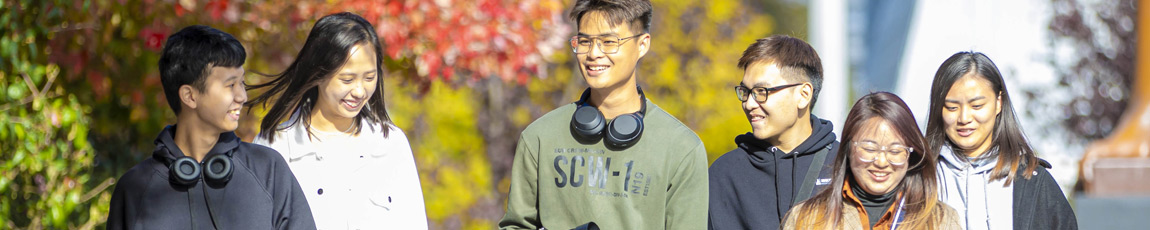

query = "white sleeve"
252;132;291;163
389;127;429;229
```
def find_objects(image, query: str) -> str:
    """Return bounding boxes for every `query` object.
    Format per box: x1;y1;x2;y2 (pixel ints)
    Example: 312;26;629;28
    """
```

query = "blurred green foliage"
1;0;111;229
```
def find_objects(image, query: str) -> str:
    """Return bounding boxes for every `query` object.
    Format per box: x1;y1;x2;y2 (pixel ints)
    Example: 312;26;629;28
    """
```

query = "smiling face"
941;74;1001;157
575;11;649;91
741;62;807;141
314;43;378;124
849;117;909;195
186;65;247;133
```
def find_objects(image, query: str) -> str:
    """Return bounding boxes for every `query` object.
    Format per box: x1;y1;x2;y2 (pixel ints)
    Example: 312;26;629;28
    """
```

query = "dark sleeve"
107;178;130;230
264;147;317;230
1036;168;1078;230
107;165;150;230
707;168;720;230
707;154;734;230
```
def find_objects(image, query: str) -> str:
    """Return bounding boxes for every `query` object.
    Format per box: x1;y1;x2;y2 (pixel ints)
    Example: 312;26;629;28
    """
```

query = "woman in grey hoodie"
925;52;1077;230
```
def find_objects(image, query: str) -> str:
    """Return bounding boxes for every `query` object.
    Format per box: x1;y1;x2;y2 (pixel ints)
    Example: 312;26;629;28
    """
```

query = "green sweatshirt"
500;100;709;230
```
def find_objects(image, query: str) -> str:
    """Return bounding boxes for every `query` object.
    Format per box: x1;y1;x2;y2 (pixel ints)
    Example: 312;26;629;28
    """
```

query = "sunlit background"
0;0;1141;229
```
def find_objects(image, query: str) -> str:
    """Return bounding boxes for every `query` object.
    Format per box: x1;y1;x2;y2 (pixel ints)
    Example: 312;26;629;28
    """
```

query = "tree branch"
0;72;59;112
22;73;41;98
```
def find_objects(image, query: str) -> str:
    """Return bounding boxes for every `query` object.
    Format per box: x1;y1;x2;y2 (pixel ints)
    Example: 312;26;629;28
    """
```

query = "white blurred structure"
810;0;849;137
897;0;1085;194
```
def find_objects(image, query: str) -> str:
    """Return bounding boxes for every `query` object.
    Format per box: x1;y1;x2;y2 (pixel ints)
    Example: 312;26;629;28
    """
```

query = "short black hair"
569;0;653;34
158;25;246;114
737;35;824;109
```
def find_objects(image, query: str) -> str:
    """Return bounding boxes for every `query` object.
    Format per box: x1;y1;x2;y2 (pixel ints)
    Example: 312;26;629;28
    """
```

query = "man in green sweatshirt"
499;0;708;229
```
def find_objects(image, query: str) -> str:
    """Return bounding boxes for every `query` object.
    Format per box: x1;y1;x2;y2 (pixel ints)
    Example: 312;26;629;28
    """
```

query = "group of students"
500;0;1079;230
104;0;1077;229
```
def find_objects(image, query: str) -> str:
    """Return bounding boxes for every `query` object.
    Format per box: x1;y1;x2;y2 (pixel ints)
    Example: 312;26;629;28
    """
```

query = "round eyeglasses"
570;34;643;54
852;141;912;166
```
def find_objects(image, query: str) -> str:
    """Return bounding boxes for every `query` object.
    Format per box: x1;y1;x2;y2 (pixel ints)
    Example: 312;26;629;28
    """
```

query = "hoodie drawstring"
981;172;991;227
962;162;971;228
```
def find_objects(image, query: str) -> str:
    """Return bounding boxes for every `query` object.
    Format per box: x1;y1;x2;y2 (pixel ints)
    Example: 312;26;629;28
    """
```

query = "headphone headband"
575;87;647;116
570;86;647;149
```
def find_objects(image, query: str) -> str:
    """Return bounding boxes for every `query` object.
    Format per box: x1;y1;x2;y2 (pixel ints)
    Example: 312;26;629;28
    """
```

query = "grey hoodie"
936;146;1013;230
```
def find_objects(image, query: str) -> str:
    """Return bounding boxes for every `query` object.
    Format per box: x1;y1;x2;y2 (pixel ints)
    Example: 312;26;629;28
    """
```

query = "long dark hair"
791;92;944;229
247;12;391;143
925;51;1038;185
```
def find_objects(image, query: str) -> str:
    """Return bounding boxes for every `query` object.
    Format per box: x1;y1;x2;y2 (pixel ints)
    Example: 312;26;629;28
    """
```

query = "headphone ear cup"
202;154;233;186
605;113;644;149
571;105;607;142
169;156;202;186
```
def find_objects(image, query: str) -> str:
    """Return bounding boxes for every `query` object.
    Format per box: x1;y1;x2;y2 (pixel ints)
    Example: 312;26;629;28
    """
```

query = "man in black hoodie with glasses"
707;35;839;230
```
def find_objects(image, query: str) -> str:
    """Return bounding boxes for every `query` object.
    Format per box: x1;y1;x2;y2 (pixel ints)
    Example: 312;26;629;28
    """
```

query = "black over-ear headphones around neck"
165;150;234;187
570;87;647;149
158;147;235;229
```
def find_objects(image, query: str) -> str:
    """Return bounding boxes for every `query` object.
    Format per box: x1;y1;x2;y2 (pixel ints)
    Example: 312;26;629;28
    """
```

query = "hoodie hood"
152;125;241;163
736;114;837;167
937;145;999;175
936;144;1015;229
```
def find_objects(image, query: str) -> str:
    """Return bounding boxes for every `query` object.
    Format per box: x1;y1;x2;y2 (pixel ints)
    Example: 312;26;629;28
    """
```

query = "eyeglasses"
734;83;803;103
852;141;912;166
570;34;644;54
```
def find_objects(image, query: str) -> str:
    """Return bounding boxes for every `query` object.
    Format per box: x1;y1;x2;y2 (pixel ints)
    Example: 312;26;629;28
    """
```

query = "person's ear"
179;85;198;110
796;82;813;110
995;92;1003;116
637;33;650;59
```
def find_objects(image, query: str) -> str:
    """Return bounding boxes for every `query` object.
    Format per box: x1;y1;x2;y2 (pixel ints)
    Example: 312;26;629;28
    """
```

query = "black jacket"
707;115;839;230
107;125;316;230
1013;160;1078;230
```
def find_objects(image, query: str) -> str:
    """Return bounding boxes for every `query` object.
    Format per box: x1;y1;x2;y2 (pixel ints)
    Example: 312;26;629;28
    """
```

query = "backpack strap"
794;145;832;204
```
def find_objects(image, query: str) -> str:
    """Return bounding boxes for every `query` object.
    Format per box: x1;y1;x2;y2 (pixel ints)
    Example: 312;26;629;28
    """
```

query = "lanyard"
887;196;907;230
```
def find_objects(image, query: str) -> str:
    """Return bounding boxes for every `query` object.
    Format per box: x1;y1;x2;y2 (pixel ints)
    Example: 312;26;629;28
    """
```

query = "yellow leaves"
738;14;777;46
649;56;680;90
420;153;493;223
699;107;749;163
510;106;533;129
393;80;484;166
423;163;473;220
382;80;418;135
658;0;694;19
706;0;739;24
388;79;495;227
421;83;483;161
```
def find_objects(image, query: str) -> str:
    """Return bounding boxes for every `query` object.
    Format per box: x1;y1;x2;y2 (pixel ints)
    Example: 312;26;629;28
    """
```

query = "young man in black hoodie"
107;25;316;229
707;35;839;230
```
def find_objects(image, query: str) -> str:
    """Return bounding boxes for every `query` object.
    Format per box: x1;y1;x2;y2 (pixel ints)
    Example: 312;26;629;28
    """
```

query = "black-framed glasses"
734;83;803;103
570;34;644;54
852;141;912;166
